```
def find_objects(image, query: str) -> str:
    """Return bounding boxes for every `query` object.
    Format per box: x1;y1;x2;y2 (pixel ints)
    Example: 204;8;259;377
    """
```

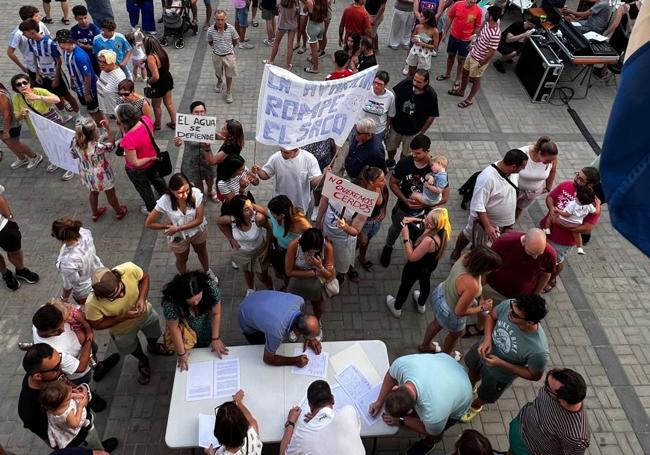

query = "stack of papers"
186;358;241;402
198;414;219;448
291;348;329;378
335;364;382;427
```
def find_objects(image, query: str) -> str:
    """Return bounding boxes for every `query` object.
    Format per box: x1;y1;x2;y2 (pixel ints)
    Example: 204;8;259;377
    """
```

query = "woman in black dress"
144;36;177;130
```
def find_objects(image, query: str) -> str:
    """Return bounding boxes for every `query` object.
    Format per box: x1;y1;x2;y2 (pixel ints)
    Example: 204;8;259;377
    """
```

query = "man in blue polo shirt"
238;290;322;367
55;29;105;124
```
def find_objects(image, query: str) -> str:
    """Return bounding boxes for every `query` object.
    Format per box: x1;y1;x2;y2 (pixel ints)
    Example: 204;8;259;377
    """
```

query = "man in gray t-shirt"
238;290;322;367
563;0;612;34
460;295;549;423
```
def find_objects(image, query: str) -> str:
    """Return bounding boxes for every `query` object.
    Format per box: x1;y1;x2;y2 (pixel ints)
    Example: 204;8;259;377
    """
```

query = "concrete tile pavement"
0;0;649;453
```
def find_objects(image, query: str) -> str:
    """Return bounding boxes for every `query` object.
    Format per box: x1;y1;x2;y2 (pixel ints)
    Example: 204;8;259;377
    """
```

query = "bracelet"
178;351;187;357
403;238;410;244
211;337;220;341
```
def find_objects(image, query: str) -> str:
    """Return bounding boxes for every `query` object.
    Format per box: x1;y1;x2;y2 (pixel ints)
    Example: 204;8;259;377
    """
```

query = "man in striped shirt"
55;29;105;124
207;10;240;104
509;368;591;455
451;5;501;109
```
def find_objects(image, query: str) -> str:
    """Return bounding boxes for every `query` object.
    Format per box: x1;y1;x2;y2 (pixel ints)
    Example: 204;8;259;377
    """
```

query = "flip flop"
115;205;128;220
462;323;482;339
166;122;176;129
137;358;151;385
92;207;107;222
304;67;318;74
542;279;557;294
458;99;474;108
417;341;442;354
347;267;360;283
436;74;450;81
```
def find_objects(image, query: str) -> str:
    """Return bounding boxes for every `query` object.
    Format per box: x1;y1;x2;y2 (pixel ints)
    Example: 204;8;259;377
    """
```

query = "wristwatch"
403;238;410;244
399;417;406;426
284;421;295;429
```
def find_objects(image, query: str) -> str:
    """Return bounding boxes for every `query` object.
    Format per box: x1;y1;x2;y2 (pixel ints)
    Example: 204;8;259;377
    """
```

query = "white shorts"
406;52;431;70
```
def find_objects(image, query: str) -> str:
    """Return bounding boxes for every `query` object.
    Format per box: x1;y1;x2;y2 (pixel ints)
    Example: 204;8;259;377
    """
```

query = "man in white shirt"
281;380;365;455
7;6;51;76
450;148;528;260
252;148;328;214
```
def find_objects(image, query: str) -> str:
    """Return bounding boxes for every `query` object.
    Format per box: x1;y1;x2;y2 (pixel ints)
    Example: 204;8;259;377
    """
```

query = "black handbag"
140;119;172;177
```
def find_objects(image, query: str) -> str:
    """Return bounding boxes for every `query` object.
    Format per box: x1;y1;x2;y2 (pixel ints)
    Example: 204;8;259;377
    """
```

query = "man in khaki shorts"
207;10;240;104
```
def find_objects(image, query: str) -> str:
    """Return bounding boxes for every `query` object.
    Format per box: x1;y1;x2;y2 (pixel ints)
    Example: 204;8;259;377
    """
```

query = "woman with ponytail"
515;135;559;220
386;207;451;318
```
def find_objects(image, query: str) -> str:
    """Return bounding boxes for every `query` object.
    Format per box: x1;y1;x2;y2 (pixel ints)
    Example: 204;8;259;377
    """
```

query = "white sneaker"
288;330;298;342
238;42;254;49
402;64;409;75
385;295;402;318
245;288;255;297
10;159;28;170
214;79;223;93
225;92;233;104
61;170;74;181
231;260;239;269
140;205;150;215
543;228;551;235
206;269;219;284
263;38;274;46
26;154;43;170
577;247;586;255
412;290;426;314
46;163;58;173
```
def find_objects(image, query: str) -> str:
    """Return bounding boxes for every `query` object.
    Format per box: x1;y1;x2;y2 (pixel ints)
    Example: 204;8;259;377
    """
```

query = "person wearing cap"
55;29;105;125
85;262;172;385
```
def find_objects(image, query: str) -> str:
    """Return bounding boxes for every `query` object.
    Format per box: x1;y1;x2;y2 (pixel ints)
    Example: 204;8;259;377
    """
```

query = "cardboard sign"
321;172;379;216
256;64;378;148
175;113;218;143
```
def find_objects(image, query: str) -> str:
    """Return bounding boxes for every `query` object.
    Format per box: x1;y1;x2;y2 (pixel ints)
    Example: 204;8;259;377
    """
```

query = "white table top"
165;340;397;448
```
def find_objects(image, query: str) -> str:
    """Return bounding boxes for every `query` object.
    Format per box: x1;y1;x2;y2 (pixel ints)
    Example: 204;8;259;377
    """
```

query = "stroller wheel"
160;37;168;47
175;39;185;49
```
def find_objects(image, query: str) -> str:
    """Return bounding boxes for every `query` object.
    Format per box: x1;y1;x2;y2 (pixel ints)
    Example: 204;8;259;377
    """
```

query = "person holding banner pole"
355;166;388;272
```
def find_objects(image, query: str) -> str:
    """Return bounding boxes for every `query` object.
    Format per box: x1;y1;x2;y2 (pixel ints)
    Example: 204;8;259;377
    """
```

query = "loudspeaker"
516;35;564;103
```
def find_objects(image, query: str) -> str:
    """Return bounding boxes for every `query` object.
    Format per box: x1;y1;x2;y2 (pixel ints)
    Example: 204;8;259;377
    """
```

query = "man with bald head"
484;228;557;303
239;290;322;367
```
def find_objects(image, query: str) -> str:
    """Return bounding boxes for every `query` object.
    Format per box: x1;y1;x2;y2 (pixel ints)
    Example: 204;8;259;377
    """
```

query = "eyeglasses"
509;300;527;320
39;352;63;373
118;92;131;97
15;81;29;87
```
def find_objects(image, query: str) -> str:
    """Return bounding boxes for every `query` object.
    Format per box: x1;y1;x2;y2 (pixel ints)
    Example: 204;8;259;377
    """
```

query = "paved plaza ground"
0;0;648;454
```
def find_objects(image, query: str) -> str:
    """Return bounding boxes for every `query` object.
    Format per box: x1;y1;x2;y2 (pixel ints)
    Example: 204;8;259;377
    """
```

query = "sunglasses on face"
39;352;63;373
118;92;131;97
15;81;29;87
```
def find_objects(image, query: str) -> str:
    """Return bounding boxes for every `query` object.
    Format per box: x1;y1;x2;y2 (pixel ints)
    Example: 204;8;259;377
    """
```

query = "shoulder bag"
140;118;172;176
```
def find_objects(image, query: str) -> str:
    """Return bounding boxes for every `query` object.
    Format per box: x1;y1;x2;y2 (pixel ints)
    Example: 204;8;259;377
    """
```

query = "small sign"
321;172;378;216
175;113;218;143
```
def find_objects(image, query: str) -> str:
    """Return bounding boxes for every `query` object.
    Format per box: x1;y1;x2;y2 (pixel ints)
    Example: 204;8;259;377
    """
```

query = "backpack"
458;171;481;210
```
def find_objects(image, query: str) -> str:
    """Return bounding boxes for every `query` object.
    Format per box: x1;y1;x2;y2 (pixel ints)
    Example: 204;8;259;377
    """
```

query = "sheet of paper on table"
336;363;373;400
355;383;382;427
187;361;213;401
291;347;329;378
329;343;382;386
198;414;220;448
583;31;608;42
214;358;240;398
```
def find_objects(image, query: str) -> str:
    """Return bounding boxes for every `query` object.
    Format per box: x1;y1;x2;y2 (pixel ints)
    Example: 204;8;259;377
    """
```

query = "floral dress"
71;141;116;192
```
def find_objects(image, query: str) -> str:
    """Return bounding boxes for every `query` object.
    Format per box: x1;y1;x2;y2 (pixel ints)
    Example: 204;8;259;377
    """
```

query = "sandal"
462;323;482;339
92;207;107;222
418;341;442;354
166;122;176;129
458;99;474;109
147;342;174;356
358;259;374;272
448;89;464;97
42;16;53;24
304;67;319;74
61;18;70;25
542;279;556;294
252;21;259;27
347;267;360;283
115;205;128;220
137;358;151;385
154;124;161;131
436;74;450;81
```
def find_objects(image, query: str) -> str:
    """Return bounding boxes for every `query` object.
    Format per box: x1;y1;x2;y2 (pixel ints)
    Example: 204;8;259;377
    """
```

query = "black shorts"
78;93;100;113
0;220;22;253
39;75;71;97
0;125;22;139
464;341;515;404
497;41;523;56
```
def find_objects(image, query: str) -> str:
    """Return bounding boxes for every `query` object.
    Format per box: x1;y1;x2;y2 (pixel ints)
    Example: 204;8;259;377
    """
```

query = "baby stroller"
160;0;197;49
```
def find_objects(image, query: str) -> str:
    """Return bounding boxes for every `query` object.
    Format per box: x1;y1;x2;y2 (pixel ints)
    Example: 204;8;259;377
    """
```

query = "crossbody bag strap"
21;94;41;115
490;163;519;194
139;118;161;158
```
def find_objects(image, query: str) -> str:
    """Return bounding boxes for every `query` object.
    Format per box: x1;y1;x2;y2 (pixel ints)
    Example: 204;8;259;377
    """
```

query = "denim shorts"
235;7;249;27
362;218;382;240
431;283;467;332
548;239;573;264
446;34;471;58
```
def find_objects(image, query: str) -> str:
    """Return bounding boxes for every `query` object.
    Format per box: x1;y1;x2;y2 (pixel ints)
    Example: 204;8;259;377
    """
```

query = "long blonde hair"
415;208;451;260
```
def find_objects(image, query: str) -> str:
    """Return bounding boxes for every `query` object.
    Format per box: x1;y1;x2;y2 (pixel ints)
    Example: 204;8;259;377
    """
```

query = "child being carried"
544;185;599;255
411;154;449;206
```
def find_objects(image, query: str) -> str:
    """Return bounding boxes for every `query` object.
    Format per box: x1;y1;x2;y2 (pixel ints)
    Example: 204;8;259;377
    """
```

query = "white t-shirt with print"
215;427;263;455
358;89;396;134
285;406;365;455
261;150;322;212
154;187;207;239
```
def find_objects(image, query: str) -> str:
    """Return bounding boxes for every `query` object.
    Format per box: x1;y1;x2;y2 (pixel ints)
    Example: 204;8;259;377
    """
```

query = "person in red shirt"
539;167;601;293
326;50;354;79
338;0;372;46
437;0;482;92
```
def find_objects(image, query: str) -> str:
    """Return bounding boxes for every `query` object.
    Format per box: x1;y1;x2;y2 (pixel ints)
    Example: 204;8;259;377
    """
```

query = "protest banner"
321;172;379;217
256;64;378;148
175;113;218;143
28;112;78;174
